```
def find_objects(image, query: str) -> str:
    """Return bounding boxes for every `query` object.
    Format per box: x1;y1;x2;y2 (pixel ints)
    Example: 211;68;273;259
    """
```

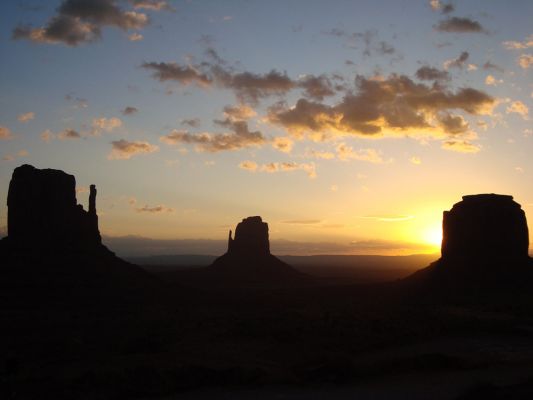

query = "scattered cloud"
434;17;485;33
128;32;143;41
181;118;201;128
483;61;504;73
108;139;159;159
135;204;175;213
130;0;173;12
121;106;138;115
429;0;454;14
65;94;88;108
503;34;533;50
12;0;151;46
238;160;258;171
239;160;317;178
76;186;89;193
506;100;529;118
0;126;13;140
160;119;266;153
92;117;122;134
17;112;35;123
267;74;494;151
298;74;337;100
485;75;502;86
2;149;29;162
143;56;348;104
217;69;295;104
415;66;450;81
322;28;395;57
518;54;533;69
142;62;212;86
223;104;256;120
40;129;54;142
58;128;81;140
272;137;294;153
441;140;481;153
410;156;422;165
306;149;335;160
336;143;386;163
443;51;469;69
437;112;470;134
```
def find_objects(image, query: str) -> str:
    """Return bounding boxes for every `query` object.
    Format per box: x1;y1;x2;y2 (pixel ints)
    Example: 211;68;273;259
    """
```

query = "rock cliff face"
5;164;102;251
441;194;529;262
227;216;270;256
405;194;532;297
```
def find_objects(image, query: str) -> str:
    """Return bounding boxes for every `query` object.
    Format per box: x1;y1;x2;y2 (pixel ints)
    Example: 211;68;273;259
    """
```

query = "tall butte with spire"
0;164;159;307
2;164;105;253
207;216;309;286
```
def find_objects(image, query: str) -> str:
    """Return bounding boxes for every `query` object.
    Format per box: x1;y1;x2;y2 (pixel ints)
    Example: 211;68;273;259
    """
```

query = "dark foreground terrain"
2;259;533;400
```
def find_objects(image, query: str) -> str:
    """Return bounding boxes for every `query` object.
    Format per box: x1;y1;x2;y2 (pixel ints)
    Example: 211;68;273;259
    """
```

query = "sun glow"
423;225;443;247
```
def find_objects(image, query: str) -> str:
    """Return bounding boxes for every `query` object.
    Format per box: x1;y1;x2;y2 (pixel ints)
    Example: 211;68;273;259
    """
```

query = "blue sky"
1;0;532;255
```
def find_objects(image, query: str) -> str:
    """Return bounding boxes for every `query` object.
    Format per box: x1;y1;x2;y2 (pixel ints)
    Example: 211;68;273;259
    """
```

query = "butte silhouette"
205;216;310;286
0;164;159;305
406;194;533;296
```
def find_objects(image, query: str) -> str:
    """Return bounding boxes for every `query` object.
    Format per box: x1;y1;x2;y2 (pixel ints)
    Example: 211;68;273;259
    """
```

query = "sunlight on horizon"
422;225;443;248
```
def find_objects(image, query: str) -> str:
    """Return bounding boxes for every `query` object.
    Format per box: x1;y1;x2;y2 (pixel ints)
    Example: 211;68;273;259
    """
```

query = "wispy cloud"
503;34;533;50
92;117;122;134
130;0;174;12
17;112;35;123
272;137;294;153
336;143;387;163
434;17;485;33
135;204;175;213
108;139;159;159
160;119;266;153
506;100;529;119
121;106;139;115
239;160;317;178
441;140;481;153
443;51;469;70
361;215;414;222
57;128;81;140
518;54;533;69
0;126;13;140
128;32;143;41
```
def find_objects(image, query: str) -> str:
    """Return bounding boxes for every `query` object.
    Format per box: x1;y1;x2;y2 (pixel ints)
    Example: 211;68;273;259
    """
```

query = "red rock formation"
5;164;102;251
405;194;533;297
209;216;309;286
227;216;270;256
441;194;529;262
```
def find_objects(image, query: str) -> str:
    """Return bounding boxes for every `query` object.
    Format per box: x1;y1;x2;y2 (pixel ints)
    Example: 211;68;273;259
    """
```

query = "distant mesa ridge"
441;193;529;262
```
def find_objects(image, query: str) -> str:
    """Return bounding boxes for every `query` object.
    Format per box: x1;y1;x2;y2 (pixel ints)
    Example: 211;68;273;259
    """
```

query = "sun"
423;225;443;247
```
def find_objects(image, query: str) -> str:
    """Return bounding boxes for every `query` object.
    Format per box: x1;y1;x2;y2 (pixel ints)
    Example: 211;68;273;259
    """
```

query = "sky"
0;0;532;256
